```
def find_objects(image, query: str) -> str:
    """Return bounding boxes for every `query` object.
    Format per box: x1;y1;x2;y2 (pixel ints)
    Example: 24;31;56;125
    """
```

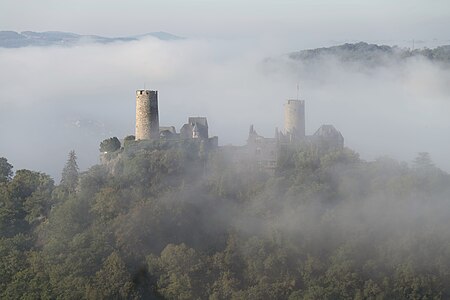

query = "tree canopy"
0;157;13;183
99;137;121;153
1;144;450;299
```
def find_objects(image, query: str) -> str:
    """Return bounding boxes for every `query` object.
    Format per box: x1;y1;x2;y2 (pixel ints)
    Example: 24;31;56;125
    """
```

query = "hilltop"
0;30;183;48
287;42;450;66
1;137;450;298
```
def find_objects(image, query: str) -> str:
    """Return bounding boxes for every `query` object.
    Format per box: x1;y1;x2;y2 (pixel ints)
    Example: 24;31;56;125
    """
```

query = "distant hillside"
288;42;450;65
0;31;183;48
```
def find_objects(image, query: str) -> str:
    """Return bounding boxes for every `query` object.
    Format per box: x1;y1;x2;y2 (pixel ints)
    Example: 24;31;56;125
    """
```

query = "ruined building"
244;97;344;171
134;89;218;147
181;117;209;139
135;90;159;140
131;88;342;171
310;124;344;151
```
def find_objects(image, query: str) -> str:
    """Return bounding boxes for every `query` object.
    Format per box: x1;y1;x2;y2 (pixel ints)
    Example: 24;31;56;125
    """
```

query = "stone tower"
284;99;305;141
135;90;159;140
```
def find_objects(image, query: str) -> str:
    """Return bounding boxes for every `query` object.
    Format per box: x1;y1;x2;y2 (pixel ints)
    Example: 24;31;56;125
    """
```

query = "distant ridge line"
0;30;184;48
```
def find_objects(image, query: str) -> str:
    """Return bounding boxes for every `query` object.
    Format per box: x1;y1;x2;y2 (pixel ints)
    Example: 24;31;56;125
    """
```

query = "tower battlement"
136;90;156;95
286;99;305;105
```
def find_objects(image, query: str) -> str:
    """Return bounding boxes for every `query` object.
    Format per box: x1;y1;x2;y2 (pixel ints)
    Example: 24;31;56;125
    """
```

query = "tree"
87;252;136;299
99;137;121;153
0;157;13;183
60;150;79;193
148;243;206;300
413;152;434;169
91;187;127;222
123;135;135;148
1;170;54;236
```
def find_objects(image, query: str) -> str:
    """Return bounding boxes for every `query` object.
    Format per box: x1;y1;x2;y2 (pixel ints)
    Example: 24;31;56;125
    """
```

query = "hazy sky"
1;0;450;46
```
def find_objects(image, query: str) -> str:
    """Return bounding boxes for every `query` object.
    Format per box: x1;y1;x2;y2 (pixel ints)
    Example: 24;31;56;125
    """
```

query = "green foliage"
0;234;32;293
148;243;206;299
123;135;136;148
60;150;79;193
91;187;128;222
87;252;137;299
100;137;121;153
0;169;54;237
1;146;450;299
0;157;13;183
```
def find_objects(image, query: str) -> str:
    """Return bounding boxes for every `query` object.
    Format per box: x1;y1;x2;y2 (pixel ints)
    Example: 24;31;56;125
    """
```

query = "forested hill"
1;140;450;299
288;42;450;65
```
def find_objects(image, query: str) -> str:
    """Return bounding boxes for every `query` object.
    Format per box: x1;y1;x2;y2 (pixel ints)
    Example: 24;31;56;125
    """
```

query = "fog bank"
0;37;449;179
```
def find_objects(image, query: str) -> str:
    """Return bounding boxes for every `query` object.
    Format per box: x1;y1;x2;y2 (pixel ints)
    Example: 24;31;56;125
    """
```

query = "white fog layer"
0;37;449;179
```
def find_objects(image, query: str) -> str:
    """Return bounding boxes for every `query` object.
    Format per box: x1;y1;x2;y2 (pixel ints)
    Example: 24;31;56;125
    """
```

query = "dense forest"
1;139;450;299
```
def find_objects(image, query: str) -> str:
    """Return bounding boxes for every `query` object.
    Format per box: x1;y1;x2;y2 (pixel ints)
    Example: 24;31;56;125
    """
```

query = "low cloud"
0;37;449;179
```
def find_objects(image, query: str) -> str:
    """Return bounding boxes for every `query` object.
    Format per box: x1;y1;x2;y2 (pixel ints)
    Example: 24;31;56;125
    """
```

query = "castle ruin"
131;88;343;172
239;96;344;171
134;89;218;147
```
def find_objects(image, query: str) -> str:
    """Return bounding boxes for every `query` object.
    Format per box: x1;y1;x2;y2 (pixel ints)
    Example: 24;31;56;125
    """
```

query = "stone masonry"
135;90;159;140
284;99;305;141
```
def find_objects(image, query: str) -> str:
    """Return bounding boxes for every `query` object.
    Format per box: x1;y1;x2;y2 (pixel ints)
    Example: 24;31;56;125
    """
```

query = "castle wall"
284;99;305;140
135;90;159;140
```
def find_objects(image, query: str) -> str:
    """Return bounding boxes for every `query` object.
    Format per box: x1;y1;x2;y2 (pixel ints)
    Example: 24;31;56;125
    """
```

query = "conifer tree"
60;150;79;192
413;152;434;169
0;157;13;183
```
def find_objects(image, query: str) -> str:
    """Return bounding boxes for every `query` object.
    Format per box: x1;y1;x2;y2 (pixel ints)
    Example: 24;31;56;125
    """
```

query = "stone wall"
284;99;305;140
135;90;159;140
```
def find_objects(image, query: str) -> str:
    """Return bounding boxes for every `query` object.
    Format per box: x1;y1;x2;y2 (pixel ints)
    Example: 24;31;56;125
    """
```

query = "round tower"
284;99;305;141
135;90;159;140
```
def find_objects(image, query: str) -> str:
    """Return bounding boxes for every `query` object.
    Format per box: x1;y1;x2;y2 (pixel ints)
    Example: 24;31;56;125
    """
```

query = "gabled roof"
313;124;343;139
